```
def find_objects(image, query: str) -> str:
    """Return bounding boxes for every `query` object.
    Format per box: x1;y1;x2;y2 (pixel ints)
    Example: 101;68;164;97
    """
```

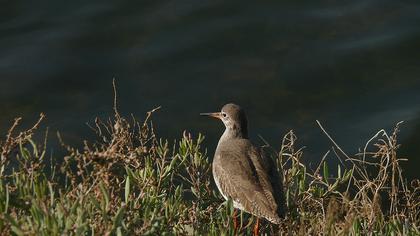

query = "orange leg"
253;218;260;236
233;209;239;232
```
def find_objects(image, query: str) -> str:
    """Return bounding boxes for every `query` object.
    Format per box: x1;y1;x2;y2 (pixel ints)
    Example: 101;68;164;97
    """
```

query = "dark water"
1;1;420;179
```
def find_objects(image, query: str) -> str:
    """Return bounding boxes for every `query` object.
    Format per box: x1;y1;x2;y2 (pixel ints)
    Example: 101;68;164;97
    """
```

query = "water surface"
1;0;419;178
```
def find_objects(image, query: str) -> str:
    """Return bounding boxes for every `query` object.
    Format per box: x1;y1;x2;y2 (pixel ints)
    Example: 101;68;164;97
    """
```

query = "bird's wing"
253;146;286;218
214;143;282;223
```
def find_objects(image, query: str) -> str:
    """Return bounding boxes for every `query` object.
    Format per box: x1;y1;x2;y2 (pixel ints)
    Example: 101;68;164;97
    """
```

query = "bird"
201;103;285;235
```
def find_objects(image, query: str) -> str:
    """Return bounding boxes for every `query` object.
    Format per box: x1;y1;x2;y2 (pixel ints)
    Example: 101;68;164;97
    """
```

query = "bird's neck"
220;127;248;142
216;128;248;155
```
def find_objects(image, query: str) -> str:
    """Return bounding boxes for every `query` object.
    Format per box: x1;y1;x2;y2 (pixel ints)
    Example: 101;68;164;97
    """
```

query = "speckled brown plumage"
201;103;285;224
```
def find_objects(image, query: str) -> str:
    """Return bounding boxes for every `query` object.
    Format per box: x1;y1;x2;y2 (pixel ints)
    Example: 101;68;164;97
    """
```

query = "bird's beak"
200;112;222;120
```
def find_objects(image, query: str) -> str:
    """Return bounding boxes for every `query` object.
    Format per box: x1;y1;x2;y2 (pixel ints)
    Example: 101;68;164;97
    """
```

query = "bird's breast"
212;154;228;201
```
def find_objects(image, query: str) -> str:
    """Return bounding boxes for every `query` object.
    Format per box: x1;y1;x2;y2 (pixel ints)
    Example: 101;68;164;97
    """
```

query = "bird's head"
200;103;248;138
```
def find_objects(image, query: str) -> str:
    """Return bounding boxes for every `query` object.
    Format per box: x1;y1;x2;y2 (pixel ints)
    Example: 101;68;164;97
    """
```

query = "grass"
0;94;419;235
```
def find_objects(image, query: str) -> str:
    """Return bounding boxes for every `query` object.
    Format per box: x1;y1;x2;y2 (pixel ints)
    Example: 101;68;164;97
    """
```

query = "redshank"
201;103;285;234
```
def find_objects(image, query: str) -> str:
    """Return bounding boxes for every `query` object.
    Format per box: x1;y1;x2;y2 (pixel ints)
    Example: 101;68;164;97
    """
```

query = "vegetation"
0;95;419;235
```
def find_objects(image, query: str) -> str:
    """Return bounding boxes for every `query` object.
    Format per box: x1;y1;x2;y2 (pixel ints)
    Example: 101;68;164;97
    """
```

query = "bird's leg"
233;209;239;232
253;218;260;236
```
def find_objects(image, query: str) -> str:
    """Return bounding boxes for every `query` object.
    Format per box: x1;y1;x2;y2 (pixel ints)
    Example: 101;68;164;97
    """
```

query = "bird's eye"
222;112;227;118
